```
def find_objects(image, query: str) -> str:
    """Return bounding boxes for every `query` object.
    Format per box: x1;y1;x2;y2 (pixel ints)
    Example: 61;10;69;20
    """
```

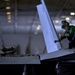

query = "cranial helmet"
61;20;69;29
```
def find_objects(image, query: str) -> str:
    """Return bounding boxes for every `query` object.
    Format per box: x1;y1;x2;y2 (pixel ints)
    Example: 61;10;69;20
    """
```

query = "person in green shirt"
55;20;75;49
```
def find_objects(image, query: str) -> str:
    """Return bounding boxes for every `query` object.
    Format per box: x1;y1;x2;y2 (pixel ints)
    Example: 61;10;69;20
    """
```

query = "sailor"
55;20;75;49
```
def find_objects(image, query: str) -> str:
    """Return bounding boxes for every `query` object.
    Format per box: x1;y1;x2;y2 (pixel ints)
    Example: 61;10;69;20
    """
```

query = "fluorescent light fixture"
36;25;41;30
70;12;75;15
8;20;11;23
6;12;11;15
7;15;11;19
65;17;70;21
55;20;59;23
8;17;11;20
6;6;11;9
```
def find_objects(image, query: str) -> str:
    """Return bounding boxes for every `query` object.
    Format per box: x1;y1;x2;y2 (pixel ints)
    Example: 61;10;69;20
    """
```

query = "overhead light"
70;12;75;15
65;17;70;21
6;12;11;15
36;25;41;30
8;19;11;23
6;6;11;10
7;15;11;19
55;20;59;23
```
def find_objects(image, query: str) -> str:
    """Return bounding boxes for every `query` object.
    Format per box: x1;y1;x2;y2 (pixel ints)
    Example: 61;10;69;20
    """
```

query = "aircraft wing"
40;49;75;61
0;56;40;64
37;0;75;62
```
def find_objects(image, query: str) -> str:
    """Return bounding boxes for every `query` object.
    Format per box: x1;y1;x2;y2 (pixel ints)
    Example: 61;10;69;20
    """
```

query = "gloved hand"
54;40;59;43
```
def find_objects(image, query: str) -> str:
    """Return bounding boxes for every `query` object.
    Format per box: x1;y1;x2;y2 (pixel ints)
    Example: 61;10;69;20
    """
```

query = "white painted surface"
37;3;61;53
40;49;75;60
0;56;40;64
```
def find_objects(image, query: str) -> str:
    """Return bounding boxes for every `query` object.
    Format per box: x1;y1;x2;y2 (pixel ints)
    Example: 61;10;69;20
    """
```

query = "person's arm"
54;34;66;43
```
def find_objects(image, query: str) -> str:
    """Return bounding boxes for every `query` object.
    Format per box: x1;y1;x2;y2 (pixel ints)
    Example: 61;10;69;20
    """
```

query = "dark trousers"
58;62;75;75
25;61;57;75
67;32;75;48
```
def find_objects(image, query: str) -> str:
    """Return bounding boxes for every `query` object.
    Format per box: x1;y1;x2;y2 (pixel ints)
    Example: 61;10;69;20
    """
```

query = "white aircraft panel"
37;4;59;53
40;49;75;61
0;56;40;64
41;0;61;49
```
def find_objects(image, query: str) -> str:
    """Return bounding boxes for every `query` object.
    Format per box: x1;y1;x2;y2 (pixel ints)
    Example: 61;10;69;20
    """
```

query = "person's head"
61;20;69;30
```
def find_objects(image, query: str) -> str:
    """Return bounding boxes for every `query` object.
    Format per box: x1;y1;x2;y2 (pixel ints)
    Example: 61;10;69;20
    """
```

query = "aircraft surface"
0;0;75;64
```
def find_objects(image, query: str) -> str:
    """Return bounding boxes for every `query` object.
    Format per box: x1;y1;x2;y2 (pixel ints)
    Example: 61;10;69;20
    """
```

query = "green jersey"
59;25;75;41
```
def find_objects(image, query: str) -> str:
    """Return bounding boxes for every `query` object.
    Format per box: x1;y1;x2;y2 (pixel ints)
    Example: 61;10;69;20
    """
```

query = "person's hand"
54;40;59;43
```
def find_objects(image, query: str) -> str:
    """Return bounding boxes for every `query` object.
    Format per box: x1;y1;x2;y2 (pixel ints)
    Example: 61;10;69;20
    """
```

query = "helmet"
61;20;69;29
